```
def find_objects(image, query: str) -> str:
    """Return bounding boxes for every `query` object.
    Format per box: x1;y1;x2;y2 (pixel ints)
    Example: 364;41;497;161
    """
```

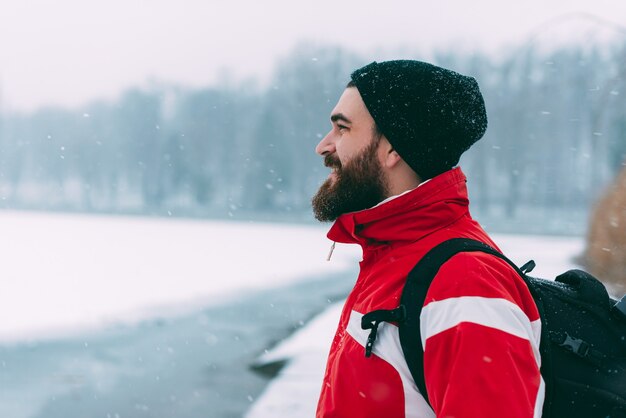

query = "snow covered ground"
0;210;360;344
246;233;585;418
0;210;588;417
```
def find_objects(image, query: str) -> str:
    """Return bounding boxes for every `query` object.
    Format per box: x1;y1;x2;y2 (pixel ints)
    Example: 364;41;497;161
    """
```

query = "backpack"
361;238;626;418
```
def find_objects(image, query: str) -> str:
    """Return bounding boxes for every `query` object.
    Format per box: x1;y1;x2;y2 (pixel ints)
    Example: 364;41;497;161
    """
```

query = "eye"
337;124;348;132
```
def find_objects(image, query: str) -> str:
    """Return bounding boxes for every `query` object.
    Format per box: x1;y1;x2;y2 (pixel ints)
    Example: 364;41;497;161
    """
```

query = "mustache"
324;154;341;170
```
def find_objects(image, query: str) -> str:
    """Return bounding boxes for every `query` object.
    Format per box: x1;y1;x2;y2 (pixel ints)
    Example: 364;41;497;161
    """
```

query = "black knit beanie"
350;60;487;180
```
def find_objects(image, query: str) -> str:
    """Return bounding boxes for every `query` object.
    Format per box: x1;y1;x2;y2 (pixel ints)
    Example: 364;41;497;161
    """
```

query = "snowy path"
246;233;585;417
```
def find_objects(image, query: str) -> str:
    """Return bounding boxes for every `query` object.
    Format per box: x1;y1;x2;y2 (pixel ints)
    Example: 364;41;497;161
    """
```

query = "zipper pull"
326;242;336;261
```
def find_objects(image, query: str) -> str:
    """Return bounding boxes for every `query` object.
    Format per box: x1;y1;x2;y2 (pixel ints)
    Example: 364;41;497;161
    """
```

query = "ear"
380;137;403;169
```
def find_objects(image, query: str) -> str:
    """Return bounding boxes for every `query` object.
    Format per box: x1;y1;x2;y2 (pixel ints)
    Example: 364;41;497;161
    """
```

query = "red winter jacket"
316;167;544;418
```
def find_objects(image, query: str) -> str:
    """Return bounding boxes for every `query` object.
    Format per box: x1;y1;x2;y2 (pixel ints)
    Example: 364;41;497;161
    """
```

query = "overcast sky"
1;0;625;112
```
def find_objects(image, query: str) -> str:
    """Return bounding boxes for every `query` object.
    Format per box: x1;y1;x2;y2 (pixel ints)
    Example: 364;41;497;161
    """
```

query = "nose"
315;131;336;156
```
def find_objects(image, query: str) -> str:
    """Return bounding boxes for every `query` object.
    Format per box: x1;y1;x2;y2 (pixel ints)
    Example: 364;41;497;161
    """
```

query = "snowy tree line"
0;43;624;231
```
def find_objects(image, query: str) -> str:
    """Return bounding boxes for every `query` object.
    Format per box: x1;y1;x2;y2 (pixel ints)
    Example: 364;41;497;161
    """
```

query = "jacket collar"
326;167;469;250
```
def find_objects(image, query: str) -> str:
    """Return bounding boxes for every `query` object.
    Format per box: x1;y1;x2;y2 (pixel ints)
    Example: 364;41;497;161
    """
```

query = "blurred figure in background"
585;163;626;297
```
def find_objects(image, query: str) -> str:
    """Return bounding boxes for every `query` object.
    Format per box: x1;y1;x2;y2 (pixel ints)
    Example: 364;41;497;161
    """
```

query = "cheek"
336;141;360;165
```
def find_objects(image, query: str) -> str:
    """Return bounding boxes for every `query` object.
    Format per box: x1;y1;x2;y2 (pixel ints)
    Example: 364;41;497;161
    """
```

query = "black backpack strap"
399;238;524;406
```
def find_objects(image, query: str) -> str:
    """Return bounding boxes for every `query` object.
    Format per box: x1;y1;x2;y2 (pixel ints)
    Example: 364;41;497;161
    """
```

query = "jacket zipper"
326;242;336;261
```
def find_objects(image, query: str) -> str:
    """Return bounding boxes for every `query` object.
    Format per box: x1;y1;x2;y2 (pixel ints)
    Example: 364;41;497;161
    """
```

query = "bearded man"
312;61;543;418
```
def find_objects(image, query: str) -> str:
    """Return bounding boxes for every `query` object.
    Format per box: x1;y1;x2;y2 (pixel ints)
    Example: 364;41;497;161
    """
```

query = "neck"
383;160;422;198
386;175;421;198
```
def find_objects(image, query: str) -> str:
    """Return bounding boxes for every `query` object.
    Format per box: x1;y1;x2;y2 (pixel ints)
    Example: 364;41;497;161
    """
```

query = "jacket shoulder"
424;251;537;315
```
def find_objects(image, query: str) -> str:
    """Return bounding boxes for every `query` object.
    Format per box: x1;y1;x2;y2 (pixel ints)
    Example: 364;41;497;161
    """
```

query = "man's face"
311;87;389;222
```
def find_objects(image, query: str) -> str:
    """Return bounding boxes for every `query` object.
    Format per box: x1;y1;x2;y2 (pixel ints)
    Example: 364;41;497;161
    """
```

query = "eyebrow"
330;113;352;125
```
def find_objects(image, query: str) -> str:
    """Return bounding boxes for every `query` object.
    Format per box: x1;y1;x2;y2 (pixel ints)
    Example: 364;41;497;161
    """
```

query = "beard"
312;139;389;222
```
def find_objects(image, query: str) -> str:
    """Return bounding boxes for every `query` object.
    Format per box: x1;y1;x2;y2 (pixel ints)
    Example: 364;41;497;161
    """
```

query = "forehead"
331;87;375;126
